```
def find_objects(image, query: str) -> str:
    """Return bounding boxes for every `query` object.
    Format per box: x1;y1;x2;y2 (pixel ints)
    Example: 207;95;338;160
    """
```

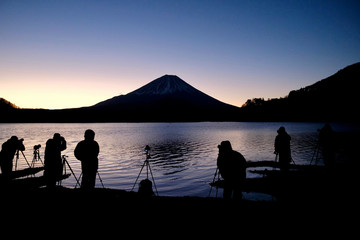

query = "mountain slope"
90;75;240;121
0;98;19;110
240;62;360;122
93;75;235;108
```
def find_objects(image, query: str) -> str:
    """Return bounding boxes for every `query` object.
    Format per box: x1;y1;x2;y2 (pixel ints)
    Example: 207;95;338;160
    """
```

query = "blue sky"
1;0;359;109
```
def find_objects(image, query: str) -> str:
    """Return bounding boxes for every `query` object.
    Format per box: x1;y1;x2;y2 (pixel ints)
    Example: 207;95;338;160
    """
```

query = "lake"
1;122;357;200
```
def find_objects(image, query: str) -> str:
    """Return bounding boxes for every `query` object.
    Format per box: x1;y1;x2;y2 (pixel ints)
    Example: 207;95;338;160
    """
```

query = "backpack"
138;179;154;197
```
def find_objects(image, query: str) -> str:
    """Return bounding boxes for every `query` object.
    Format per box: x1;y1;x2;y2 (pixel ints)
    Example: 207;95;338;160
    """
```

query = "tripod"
14;150;31;170
31;145;44;168
61;155;81;187
131;145;159;196
75;171;105;188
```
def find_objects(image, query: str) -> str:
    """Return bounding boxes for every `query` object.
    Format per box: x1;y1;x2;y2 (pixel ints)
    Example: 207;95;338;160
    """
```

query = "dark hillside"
0;98;19;110
240;62;360;122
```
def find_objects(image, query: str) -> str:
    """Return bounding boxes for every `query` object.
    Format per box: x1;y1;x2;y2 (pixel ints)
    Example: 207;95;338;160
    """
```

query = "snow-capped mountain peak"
129;75;199;96
92;74;239;117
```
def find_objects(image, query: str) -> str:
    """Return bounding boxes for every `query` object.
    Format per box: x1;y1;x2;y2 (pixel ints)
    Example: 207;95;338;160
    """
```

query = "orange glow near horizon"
0;73;134;109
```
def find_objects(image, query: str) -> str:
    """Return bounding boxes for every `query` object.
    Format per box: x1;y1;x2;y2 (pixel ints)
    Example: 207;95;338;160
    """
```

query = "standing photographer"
274;126;292;171
44;133;67;188
74;129;99;189
0;136;25;178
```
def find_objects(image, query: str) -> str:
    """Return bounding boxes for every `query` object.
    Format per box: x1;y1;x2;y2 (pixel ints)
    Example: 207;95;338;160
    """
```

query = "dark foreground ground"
3;185;357;221
2;161;358;235
1;185;357;238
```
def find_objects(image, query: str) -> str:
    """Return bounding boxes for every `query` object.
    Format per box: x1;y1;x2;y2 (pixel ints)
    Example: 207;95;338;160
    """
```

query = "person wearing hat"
44;133;67;188
217;141;247;199
0;136;25;178
274;126;292;171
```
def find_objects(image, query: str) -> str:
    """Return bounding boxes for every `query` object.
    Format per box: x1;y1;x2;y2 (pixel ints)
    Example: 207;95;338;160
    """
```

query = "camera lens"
33;144;41;150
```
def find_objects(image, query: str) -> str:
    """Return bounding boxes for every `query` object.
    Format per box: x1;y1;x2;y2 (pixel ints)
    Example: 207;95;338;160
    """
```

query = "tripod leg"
131;161;146;192
21;151;31;168
208;167;218;197
37;151;44;166
147;162;159;196
97;171;105;188
31;151;39;168
64;159;81;187
75;172;83;188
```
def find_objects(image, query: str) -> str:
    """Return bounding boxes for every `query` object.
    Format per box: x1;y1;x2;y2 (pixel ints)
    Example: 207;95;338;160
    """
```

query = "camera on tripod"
144;145;151;158
31;144;43;167
33;144;41;150
145;145;150;152
131;145;158;196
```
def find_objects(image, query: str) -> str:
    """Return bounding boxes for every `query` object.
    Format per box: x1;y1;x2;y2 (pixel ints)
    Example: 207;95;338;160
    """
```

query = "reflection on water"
0;122;347;198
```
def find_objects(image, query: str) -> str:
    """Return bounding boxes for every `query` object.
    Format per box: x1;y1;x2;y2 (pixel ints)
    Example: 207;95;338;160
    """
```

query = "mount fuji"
90;75;241;121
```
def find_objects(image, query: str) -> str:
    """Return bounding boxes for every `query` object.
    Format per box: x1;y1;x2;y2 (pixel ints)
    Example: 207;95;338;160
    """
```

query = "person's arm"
74;142;82;161
95;142;100;157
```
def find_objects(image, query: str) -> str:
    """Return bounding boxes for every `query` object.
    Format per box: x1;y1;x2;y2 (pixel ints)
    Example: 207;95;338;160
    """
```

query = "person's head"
53;133;61;140
84;129;95;141
218;140;233;154
10;136;18;142
277;126;286;134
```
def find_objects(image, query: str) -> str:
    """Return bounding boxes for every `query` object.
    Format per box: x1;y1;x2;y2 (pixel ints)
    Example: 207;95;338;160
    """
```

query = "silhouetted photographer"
74;129;100;190
44;133;67;188
274;126;292;171
0;136;25;178
217;141;246;199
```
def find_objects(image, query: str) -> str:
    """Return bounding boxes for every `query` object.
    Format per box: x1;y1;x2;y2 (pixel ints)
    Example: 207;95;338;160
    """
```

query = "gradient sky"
1;0;359;109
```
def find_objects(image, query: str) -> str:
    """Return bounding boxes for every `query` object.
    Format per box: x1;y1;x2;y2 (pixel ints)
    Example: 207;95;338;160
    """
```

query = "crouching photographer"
217;141;247;200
